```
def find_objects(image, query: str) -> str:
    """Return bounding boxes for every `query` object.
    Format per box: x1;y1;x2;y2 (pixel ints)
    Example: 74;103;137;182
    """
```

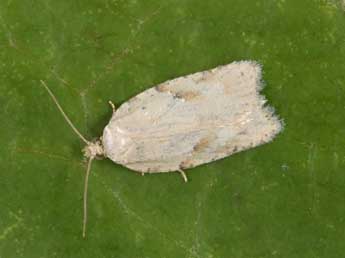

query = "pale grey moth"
41;61;283;237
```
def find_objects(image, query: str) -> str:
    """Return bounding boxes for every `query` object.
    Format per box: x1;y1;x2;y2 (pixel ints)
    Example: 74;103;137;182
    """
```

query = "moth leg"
108;101;116;113
178;169;188;182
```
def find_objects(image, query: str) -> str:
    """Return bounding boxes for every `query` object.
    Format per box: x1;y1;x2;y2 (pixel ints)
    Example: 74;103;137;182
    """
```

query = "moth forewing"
102;61;282;173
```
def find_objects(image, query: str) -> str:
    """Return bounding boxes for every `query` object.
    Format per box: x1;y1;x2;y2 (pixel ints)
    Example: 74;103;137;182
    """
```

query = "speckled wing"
102;61;282;173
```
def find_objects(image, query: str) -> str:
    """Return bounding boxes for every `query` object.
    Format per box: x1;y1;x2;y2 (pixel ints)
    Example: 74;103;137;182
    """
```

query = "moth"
41;61;283;237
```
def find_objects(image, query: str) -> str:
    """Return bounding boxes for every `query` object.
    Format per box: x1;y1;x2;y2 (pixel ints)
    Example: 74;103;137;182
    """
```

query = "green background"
1;0;345;257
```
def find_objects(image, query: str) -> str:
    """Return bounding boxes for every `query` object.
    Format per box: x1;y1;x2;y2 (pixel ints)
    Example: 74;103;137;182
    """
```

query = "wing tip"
235;60;285;139
261;104;285;142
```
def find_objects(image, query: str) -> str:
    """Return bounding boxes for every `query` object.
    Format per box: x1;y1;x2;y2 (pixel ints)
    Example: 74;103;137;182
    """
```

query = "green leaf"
1;0;345;257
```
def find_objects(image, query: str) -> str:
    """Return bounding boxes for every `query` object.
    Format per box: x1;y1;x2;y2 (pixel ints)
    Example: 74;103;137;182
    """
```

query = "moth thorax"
83;140;104;159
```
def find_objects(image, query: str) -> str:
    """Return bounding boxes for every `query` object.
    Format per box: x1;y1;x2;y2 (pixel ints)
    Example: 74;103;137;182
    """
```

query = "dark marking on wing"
192;71;210;83
156;83;201;101
193;137;210;152
180;159;194;169
174;91;200;101
216;144;239;155
155;84;170;92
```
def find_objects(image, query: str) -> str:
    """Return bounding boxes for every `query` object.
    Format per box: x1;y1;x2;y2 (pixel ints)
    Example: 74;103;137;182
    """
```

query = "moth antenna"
83;157;94;238
40;80;90;145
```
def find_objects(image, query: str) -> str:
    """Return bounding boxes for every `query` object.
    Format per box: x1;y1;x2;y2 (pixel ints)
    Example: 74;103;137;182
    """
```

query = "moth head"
82;139;104;159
